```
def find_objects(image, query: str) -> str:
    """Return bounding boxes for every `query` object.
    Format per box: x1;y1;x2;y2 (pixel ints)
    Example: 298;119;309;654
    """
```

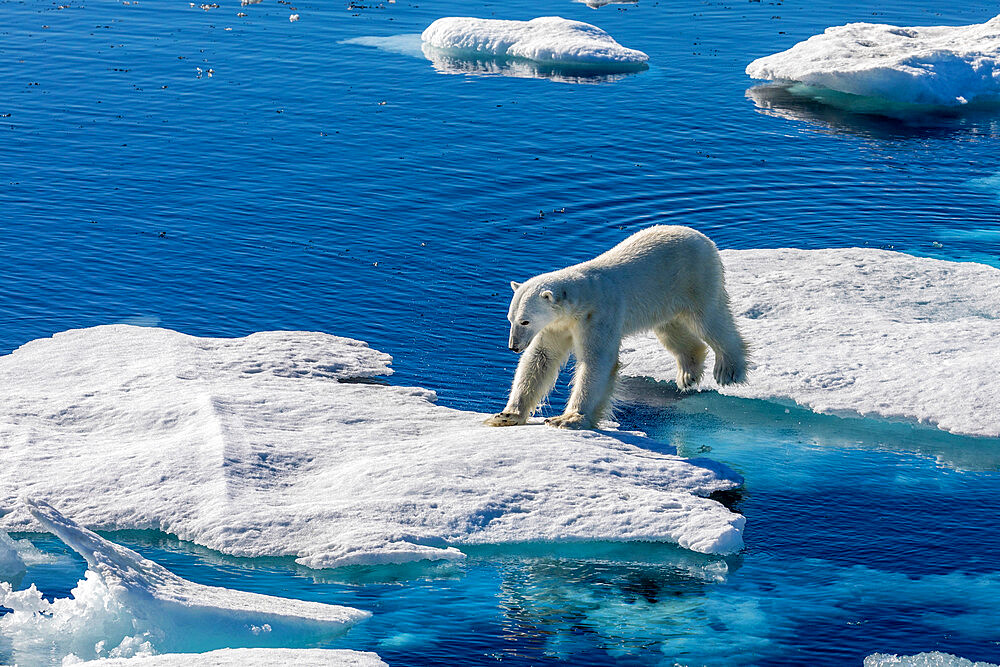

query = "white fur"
486;225;748;430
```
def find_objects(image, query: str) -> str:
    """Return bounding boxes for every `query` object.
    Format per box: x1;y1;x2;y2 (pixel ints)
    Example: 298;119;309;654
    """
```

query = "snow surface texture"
421;16;648;67
76;648;387;666
0;325;744;566
746;15;1000;106
0;501;370;664
865;653;999;667
620;249;1000;438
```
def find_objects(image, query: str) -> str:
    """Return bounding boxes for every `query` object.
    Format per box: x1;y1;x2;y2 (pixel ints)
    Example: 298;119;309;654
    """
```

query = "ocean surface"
3;0;1000;663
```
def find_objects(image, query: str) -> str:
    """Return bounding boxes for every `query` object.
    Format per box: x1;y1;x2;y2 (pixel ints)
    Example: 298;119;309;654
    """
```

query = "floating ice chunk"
0;500;370;664
620;249;1000;438
865;652;998;667
421;16;648;67
342;32;639;83
76;648;387;665
0;325;744;566
747;15;1000;106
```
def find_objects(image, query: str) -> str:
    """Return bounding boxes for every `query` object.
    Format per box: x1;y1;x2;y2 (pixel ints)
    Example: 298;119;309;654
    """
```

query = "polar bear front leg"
485;328;572;427
547;318;620;430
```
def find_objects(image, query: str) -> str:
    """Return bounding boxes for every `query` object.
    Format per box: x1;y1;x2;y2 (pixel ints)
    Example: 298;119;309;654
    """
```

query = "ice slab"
421;17;648;67
0;325;744;566
342;28;642;83
866;653;998;667
0;501;370;663
746;15;1000;106
620;249;1000;438
76;648;387;666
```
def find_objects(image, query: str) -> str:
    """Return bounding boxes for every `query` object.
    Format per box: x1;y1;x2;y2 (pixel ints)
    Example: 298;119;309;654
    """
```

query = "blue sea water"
3;0;1000;663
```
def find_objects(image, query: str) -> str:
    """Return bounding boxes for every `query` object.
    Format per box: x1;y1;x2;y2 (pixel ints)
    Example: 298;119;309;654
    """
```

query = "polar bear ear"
540;290;554;302
510;281;522;293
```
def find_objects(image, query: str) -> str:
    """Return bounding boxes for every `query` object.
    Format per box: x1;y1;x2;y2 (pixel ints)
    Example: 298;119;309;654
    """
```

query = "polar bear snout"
508;329;527;353
508;324;538;354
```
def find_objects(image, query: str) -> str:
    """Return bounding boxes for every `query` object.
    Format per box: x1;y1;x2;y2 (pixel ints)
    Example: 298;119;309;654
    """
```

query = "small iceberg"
421;16;648;69
0;325;744;568
76;648;387;666
747;15;1000;107
620;249;1000;438
0;501;371;664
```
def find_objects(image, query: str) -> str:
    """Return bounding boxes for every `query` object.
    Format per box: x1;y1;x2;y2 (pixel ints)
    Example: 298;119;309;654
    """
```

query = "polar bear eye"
520;320;530;326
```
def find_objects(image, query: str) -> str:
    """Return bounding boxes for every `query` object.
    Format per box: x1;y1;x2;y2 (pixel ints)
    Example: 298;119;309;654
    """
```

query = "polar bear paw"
484;411;526;427
544;412;590;430
714;355;747;385
676;365;704;391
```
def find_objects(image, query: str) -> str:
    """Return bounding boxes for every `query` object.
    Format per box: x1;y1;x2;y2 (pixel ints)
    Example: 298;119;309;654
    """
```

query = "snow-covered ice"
0;325;744;567
76;648;387;666
0;501;370;664
746;15;1000;106
865;653;999;667
421;17;648;67
620;249;1000;438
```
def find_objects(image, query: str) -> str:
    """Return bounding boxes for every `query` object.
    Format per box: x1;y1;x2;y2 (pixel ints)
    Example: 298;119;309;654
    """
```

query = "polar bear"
485;225;747;430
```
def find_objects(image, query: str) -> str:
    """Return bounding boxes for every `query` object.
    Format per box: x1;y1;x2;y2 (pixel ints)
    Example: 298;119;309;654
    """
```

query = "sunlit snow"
0;326;744;567
421;16;648;66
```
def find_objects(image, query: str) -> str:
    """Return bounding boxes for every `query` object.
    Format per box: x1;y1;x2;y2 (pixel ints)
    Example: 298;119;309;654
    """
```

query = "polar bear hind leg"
654;319;709;390
693;300;747;386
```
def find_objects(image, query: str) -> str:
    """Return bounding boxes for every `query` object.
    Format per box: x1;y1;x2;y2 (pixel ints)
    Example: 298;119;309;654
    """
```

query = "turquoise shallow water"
3;0;1000;662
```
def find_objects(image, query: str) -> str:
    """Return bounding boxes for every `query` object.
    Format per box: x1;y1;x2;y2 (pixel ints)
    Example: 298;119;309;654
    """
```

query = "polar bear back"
559;225;726;335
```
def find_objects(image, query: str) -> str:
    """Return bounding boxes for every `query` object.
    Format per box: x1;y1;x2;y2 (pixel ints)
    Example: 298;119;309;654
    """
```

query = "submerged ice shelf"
621;249;1000;438
747;15;1000;106
421;16;648;67
0;325;744;568
0;530;26;583
0;501;371;663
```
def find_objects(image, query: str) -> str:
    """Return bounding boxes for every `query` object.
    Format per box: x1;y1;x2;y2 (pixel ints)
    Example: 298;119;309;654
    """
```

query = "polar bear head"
506;280;566;353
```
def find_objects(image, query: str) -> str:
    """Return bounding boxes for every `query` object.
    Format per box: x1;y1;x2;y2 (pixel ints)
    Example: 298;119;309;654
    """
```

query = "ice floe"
746;15;1000;106
421;17;648;67
620;249;1000;438
77;648;387;665
0;501;369;664
866;652;999;667
0;325;744;567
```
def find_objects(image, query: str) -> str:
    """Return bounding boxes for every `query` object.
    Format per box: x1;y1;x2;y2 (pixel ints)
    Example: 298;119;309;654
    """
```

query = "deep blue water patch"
3;0;1000;663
